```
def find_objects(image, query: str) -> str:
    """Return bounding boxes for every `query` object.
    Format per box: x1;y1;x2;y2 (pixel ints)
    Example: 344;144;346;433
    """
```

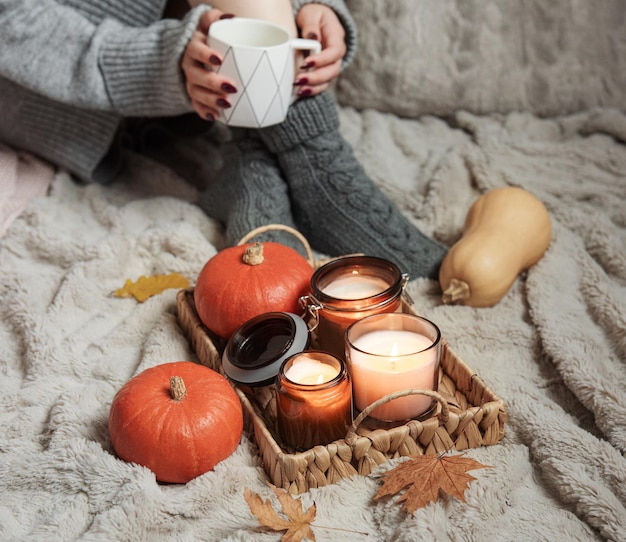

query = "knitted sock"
258;93;448;279
199;129;304;253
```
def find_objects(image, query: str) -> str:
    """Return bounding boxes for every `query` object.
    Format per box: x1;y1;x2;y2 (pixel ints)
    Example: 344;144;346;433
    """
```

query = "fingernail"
209;55;222;66
217;98;232;108
221;82;238;93
300;61;315;70
306;32;319;41
206;112;216;122
220;13;235;19
293;77;308;87
297;88;312;97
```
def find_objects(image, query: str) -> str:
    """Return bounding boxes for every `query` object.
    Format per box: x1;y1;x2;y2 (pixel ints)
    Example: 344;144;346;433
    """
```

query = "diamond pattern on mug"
226;92;257;127
219;45;290;128
261;91;288;127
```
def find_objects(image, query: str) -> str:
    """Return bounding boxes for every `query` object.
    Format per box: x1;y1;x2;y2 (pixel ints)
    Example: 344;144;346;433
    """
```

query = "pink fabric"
0;144;55;238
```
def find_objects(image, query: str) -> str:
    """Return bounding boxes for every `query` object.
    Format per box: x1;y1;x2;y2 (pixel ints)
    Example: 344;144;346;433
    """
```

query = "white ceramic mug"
208;18;321;128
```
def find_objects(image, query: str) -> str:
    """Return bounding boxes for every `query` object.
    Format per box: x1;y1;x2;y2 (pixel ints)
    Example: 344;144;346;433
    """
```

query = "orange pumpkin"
194;242;313;340
108;361;243;484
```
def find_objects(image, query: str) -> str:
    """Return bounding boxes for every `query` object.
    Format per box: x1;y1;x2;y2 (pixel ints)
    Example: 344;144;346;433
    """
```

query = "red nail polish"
293;77;308;87
297;88;312;97
217;98;232;108
209;55;222;66
306;32;319;41
206;112;216;122
300;61;315;70
220;13;235;19
221;82;238;93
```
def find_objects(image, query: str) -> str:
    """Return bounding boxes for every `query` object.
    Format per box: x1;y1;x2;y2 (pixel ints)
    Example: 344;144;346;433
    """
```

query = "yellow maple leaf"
113;273;189;302
244;487;316;542
375;453;492;514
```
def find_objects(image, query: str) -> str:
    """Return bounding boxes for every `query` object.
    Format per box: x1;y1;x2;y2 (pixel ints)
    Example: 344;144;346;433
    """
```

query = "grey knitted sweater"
0;0;357;182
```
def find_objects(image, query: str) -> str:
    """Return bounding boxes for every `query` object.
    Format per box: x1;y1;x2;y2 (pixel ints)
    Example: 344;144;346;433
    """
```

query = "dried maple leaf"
375;453;492;514
113;273;189;302
244;487;316;542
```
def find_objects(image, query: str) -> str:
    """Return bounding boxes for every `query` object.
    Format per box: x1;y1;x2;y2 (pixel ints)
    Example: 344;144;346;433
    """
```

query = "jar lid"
222;312;310;386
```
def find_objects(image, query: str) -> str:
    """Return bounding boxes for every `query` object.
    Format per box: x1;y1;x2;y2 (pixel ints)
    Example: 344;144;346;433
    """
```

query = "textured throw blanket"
0;144;54;238
1;105;624;541
2;1;626;540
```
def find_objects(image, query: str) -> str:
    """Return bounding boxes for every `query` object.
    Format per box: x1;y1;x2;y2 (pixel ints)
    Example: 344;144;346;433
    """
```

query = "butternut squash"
439;186;552;307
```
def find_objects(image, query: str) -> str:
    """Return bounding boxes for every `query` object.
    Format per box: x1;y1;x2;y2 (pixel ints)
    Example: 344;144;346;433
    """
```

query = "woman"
0;0;446;278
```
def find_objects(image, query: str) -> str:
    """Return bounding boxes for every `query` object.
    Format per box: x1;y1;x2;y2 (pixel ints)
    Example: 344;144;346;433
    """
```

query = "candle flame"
390;342;399;356
387;342;400;372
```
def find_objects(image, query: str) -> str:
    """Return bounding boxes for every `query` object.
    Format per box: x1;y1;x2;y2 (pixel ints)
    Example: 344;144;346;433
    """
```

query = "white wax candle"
285;354;340;385
349;330;437;421
321;274;389;300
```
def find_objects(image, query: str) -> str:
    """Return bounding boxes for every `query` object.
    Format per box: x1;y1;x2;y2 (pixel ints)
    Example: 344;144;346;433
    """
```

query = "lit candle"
276;352;352;450
284;355;339;384
302;256;408;359
321;273;389;300
346;313;441;422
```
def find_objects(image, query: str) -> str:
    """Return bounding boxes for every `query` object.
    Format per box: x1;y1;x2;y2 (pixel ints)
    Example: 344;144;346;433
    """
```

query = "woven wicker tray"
176;287;507;495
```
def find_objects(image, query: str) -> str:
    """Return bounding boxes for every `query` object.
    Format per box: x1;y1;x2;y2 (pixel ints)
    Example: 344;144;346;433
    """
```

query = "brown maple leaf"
113;273;189;302
375;453;492;514
244;487;316;542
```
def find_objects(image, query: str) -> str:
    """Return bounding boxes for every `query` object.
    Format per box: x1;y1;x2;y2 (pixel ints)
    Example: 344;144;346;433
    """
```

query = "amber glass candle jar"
276;351;352;451
301;256;408;359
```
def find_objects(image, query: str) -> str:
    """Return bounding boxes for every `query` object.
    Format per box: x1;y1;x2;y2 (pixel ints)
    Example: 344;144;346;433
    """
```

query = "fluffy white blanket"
2;0;626;538
1;103;625;541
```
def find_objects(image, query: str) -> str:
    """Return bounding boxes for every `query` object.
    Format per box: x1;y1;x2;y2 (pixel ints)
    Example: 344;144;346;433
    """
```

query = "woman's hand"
294;4;346;97
182;10;239;120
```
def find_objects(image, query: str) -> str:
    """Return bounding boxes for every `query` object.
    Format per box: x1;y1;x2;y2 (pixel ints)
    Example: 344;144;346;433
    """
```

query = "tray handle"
237;224;315;266
344;389;450;446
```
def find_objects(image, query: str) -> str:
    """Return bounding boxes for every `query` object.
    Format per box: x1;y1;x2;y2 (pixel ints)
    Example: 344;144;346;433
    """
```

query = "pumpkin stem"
242;243;264;266
442;278;471;304
170;376;187;401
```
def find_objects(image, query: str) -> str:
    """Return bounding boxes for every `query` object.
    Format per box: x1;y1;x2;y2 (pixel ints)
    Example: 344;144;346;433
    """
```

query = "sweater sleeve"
0;0;211;117
290;0;358;70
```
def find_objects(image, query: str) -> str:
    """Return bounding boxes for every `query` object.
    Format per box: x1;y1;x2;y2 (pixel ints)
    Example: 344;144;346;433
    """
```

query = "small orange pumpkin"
108;361;243;484
194;242;313;340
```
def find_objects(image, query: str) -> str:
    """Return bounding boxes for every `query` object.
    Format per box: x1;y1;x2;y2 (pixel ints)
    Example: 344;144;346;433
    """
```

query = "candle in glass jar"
321;273;390;300
284;355;339;384
346;313;441;422
303;256;407;359
277;352;352;450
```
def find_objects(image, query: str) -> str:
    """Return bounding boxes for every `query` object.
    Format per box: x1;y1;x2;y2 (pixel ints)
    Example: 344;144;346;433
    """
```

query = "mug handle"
290;38;322;55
